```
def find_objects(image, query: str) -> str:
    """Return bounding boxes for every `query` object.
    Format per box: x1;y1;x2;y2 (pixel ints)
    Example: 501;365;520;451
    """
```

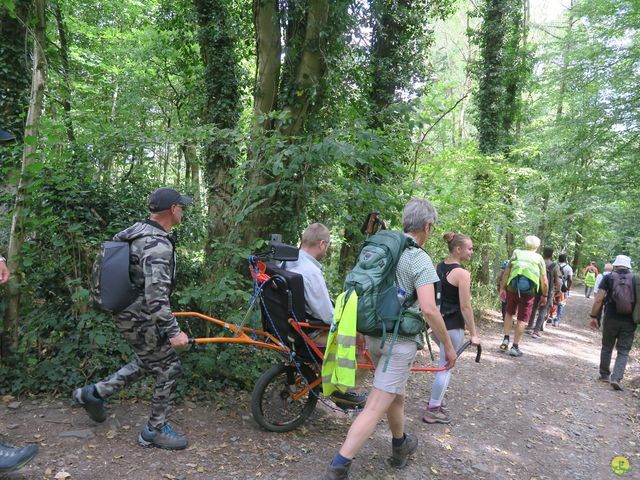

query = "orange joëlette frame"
175;311;450;402
174;311;449;373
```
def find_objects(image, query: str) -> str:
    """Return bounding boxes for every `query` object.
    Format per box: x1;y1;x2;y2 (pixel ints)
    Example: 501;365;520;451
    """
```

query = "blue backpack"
510;275;535;294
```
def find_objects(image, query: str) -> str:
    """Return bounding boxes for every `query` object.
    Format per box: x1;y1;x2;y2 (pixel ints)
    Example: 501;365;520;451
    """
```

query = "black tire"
251;363;319;432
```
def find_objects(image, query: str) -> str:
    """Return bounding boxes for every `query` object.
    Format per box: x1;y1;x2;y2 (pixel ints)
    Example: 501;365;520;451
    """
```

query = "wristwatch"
589;314;598;319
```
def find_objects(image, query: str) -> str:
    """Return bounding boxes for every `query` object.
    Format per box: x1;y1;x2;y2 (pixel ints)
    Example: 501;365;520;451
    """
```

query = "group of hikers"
0;185;636;478
494;235;637;395
496;239;573;355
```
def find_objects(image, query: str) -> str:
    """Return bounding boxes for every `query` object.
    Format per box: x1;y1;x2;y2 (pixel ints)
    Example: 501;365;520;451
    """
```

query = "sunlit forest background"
1;0;638;394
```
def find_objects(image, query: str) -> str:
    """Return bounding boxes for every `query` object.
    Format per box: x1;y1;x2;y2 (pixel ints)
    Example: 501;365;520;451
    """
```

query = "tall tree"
3;0;47;356
194;0;241;243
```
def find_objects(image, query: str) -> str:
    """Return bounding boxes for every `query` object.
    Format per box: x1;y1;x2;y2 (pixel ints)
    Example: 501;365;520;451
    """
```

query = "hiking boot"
138;423;188;450
508;346;523;357
552;321;559;327
322;463;351;480
422;406;451;424
331;391;367;410
389;433;418;469
611;380;623;391
598;374;610;382
0;443;39;473
73;385;107;423
531;331;542;339
499;339;509;352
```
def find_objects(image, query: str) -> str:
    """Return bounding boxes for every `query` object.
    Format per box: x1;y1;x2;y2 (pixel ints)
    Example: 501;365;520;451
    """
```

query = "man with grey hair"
499;235;548;357
323;197;457;479
284;223;333;324
590;255;636;391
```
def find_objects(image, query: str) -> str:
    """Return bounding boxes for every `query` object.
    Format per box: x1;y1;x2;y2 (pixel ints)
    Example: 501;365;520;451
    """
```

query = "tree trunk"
194;0;241;249
279;0;329;137
102;79;119;181
182;142;201;206
556;0;575;119
54;1;76;145
572;228;582;274
3;0;47;357
253;0;281;129
536;190;550;242
475;0;507;154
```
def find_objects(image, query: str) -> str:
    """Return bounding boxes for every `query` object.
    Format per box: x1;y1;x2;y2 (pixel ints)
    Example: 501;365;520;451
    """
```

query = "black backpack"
558;264;569;293
90;241;140;314
546;262;557;295
609;272;636;315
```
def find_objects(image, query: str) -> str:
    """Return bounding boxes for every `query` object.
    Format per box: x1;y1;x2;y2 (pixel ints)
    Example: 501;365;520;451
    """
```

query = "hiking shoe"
331;391;367;410
611;380;623;391
553;321;559;327
73;385;106;423
508;346;523;357
499;339;509;352
422;406;451;424
531;331;542;339
138;423;188;450
389;433;418;469
322;463;351;480
0;443;38;473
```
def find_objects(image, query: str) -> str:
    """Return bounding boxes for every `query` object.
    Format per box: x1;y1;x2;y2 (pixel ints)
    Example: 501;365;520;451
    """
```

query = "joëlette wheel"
251;363;319;432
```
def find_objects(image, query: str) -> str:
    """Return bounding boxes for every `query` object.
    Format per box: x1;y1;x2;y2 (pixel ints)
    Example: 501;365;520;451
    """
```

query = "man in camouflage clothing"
73;188;192;449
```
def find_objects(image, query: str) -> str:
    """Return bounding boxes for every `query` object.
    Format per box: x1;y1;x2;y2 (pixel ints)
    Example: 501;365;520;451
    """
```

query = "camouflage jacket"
113;220;180;338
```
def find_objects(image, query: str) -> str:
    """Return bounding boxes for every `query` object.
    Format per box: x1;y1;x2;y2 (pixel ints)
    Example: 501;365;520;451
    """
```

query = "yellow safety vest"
321;291;357;397
506;249;543;292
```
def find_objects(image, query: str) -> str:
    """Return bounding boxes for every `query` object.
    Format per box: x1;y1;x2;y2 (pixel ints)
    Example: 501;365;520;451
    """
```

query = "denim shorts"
367;337;417;395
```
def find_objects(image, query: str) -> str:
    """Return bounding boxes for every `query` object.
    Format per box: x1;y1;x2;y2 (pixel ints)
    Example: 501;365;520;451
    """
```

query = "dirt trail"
1;294;638;480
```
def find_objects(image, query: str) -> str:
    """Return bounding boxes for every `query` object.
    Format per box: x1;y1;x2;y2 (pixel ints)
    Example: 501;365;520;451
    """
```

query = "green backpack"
343;230;423;340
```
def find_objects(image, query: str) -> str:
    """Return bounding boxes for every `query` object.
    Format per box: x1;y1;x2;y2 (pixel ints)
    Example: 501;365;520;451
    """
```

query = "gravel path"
2;293;638;479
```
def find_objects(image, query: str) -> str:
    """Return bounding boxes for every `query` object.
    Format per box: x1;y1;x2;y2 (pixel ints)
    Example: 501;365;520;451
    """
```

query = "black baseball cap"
0;129;16;143
148;188;193;212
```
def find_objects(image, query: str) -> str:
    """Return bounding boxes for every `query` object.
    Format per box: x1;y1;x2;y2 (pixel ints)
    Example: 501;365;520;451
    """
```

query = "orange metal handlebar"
175;311;452;372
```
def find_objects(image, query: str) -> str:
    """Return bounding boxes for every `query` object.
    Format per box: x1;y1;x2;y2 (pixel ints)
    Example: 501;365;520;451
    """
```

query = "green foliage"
3;0;640;398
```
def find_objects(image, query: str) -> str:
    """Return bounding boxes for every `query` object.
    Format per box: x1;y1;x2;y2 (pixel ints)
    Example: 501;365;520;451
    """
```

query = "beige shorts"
367;337;417;395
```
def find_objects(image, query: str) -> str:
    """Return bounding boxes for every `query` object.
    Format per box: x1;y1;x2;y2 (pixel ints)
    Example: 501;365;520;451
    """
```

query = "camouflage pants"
94;312;182;429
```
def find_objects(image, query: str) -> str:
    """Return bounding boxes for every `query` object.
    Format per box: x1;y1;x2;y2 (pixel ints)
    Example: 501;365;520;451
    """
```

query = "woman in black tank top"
423;232;480;425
